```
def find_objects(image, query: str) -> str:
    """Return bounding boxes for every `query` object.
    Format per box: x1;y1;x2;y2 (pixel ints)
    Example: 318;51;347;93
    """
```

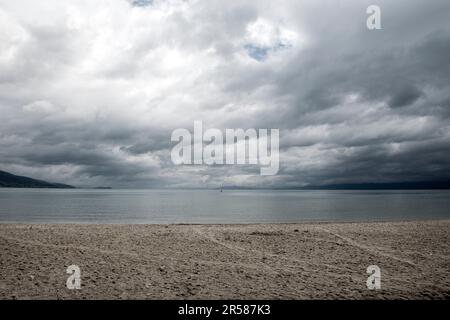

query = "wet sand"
0;220;449;299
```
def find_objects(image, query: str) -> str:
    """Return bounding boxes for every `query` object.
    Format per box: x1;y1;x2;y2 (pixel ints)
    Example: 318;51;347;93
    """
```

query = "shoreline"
1;216;449;225
1;220;449;299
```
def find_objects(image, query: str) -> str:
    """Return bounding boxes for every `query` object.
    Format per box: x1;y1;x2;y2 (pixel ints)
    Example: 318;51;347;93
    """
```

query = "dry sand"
0;220;449;299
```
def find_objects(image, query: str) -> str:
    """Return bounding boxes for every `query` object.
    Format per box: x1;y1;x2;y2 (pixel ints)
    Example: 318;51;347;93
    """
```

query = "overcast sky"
0;0;449;188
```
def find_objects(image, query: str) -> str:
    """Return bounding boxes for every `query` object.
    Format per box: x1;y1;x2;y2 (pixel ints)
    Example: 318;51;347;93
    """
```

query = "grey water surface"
0;188;449;224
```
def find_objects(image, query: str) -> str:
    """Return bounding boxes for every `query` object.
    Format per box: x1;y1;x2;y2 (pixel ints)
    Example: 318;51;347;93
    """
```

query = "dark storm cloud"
0;0;449;187
388;84;423;109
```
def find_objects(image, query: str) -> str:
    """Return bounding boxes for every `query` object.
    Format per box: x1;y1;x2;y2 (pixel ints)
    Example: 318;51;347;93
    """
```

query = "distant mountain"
0;170;75;189
220;181;450;190
309;181;450;190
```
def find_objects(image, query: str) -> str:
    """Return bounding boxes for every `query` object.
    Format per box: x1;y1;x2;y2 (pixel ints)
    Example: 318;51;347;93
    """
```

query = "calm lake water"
0;189;449;224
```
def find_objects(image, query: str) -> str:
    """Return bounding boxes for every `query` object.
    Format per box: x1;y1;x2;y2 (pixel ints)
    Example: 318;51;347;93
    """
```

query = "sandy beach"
0;220;449;299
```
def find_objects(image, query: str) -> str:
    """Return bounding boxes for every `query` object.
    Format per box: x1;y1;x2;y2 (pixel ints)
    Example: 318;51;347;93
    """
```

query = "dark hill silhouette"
0;170;75;188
